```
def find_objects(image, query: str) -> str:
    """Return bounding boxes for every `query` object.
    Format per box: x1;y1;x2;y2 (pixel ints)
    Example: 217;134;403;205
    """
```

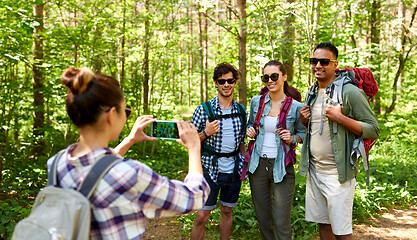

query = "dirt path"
143;205;417;239
352;205;417;240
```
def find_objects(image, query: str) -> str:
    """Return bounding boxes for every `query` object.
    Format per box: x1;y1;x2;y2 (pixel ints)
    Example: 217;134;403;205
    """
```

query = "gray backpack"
12;151;121;240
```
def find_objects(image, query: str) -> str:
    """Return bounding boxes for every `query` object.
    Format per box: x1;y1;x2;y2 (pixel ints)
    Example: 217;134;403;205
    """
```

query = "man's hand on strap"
199;120;220;141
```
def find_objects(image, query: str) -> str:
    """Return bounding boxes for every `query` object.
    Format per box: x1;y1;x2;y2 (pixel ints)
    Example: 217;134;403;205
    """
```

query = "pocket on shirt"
285;115;296;133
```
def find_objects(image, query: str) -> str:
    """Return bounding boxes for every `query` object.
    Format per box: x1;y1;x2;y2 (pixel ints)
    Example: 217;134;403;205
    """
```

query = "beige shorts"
305;169;356;235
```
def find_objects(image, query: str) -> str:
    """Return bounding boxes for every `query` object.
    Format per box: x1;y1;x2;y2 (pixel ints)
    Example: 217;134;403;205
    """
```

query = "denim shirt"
247;93;306;183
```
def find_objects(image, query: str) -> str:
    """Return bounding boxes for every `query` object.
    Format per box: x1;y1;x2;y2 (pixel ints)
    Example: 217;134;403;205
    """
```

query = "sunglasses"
309;58;337;67
125;105;132;118
216;78;236;85
261;73;281;82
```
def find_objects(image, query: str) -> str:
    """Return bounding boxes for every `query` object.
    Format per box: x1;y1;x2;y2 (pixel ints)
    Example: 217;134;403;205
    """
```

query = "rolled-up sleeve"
138;164;210;218
346;86;380;140
247;96;260;129
294;103;306;141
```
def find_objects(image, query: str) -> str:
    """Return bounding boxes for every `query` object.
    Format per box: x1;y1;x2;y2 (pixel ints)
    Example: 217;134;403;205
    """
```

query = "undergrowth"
1;110;416;239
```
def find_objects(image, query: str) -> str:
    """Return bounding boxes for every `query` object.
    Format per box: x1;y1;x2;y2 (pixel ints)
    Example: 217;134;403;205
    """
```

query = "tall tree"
143;0;150;113
120;0;127;90
204;12;208;102
237;0;247;107
386;4;417;114
187;2;193;106
198;10;204;103
282;0;295;82
369;0;382;114
32;1;45;155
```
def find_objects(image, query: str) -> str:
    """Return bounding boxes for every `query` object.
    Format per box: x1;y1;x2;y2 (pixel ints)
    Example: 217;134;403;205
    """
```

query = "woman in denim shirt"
246;60;305;240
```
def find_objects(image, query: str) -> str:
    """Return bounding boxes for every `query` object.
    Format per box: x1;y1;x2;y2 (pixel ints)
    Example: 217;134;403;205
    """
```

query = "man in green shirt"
299;42;379;240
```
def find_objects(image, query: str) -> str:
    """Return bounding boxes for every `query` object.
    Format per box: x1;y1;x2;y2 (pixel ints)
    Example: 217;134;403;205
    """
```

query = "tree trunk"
204;13;208;102
237;0;247;107
216;0;221;58
198;11;204;103
143;0;150;113
179;40;183;104
187;3;193;106
370;0;381;114
282;0;295;82
386;5;417;114
120;0;126;90
33;2;45;156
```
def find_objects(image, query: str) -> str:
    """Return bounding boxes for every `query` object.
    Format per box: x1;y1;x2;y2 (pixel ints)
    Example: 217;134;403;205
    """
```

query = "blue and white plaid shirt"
191;96;247;182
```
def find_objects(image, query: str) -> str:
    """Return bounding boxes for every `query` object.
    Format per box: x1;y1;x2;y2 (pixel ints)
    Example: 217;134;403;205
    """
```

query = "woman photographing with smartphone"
246;60;305;239
48;67;209;239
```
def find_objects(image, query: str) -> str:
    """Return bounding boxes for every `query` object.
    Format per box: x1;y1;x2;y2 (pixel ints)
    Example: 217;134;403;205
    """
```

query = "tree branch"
221;0;239;18
202;11;238;37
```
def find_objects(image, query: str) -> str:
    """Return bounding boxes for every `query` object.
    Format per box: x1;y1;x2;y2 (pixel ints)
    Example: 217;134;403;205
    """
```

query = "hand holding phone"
176;120;202;174
115;115;156;156
127;115;157;142
176;121;200;152
151;120;179;140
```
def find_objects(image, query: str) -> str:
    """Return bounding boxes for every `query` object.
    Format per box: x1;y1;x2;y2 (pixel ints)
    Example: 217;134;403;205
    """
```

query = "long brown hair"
61;67;124;127
263;60;301;102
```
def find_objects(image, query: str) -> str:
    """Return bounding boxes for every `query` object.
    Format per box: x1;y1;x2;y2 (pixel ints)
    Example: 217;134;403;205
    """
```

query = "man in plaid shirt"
190;62;247;240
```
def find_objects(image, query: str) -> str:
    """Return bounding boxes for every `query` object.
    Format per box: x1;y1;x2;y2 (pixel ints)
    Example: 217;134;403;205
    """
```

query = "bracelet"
292;135;297;144
202;130;208;138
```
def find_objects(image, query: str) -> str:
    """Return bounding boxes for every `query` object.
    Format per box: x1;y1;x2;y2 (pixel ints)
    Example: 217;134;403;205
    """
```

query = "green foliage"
1;0;417;239
352;109;417;223
0;199;31;239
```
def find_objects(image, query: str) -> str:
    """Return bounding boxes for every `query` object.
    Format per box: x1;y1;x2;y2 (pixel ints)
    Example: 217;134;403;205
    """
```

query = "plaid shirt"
191;96;247;182
47;144;210;240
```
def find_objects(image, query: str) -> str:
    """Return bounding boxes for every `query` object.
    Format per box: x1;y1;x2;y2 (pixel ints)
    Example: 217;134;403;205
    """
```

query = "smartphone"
151;120;179;140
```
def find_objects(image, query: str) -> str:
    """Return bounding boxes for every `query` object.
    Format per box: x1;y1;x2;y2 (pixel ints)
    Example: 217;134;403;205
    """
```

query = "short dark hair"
213;62;239;81
314;42;338;59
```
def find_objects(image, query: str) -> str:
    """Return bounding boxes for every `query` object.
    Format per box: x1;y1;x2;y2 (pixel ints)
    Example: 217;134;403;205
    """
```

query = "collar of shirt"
213;96;239;112
65;143;120;167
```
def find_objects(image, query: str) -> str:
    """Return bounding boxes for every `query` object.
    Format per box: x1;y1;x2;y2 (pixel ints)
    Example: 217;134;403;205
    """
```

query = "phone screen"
151;120;179;140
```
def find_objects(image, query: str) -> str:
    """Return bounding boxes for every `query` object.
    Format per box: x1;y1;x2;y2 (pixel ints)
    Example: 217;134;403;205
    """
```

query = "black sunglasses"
309;58;337;67
125;105;132;118
216;78;236;85
261;73;281;82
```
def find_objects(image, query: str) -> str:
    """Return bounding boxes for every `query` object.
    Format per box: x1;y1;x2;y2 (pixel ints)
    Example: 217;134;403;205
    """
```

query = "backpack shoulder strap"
202;101;215;122
278;96;293;129
253;93;267;129
327;70;355;133
47;150;67;187
236;103;247;134
78;155;122;200
350;138;370;186
236;102;245;116
305;82;317;106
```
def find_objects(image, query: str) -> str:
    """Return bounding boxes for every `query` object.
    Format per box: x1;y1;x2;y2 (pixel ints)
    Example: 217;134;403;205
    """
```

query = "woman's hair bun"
61;67;94;95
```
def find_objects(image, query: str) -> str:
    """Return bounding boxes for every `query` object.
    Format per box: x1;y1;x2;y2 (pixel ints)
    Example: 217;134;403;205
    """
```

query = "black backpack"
200;101;246;158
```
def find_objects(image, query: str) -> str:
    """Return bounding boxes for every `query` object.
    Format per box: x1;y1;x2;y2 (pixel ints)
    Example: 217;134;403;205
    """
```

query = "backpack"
240;93;296;180
201;101;246;159
12;151;122;240
305;67;378;185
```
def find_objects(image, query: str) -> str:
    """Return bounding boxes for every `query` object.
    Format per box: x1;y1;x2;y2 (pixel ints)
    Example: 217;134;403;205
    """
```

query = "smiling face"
215;72;236;98
311;48;338;88
263;65;286;93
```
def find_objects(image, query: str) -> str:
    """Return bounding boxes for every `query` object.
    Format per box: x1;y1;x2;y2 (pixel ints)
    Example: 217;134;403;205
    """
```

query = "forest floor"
143;205;417;240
